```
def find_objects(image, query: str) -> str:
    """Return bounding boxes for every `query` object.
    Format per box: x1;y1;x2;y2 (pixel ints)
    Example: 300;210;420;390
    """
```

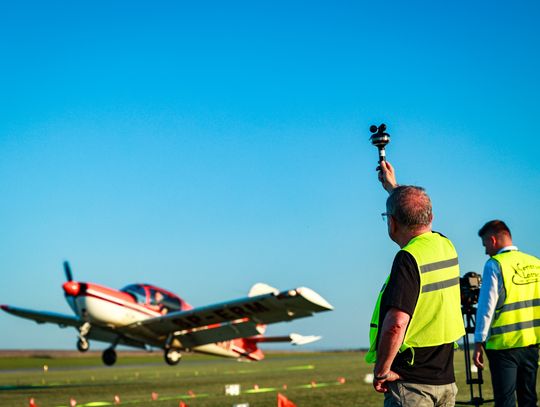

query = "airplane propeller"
64;261;73;282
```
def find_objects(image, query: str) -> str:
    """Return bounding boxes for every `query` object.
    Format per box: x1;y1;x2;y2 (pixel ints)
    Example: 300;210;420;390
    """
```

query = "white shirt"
474;245;519;343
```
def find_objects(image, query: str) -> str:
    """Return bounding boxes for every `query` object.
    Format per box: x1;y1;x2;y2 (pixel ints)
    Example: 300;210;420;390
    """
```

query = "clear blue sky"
1;1;539;350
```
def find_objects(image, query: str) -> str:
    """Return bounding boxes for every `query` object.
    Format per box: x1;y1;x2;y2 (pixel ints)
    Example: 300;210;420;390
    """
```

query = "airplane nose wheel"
164;348;182;365
76;338;89;352
102;348;117;366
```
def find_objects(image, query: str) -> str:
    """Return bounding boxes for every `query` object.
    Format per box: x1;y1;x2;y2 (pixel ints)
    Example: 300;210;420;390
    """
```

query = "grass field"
0;350;500;407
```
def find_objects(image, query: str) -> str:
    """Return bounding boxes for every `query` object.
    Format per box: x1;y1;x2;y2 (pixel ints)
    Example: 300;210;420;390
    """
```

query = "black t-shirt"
378;249;456;384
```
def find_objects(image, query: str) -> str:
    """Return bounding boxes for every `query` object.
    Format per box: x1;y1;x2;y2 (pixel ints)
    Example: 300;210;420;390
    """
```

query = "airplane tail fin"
231;337;265;361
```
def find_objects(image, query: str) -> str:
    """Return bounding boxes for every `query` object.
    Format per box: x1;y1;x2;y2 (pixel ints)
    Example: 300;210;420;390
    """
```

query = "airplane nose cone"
63;281;81;296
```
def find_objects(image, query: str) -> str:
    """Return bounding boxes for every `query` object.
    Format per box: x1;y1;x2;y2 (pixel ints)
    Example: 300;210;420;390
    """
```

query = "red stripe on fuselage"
81;289;161;318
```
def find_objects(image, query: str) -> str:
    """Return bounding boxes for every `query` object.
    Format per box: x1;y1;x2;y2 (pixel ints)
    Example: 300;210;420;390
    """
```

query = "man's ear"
389;215;397;235
489;235;497;247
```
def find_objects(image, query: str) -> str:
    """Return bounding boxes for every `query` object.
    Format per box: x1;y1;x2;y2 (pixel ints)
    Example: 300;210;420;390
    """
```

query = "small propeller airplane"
1;262;333;366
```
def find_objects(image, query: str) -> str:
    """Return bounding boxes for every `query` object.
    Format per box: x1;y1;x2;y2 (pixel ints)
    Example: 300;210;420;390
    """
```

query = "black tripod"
456;306;493;406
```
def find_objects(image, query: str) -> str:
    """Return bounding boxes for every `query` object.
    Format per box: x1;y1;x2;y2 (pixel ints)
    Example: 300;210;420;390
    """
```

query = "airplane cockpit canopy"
121;284;186;312
121;284;147;304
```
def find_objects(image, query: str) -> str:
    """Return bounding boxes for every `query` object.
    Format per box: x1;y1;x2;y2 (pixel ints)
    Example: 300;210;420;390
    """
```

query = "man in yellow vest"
473;220;540;407
368;161;465;406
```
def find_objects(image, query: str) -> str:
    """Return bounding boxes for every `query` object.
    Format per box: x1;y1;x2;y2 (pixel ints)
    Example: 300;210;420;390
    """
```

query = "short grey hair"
386;185;432;229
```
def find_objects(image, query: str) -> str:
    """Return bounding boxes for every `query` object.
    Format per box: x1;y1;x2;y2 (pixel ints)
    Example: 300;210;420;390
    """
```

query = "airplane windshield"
121;284;147;304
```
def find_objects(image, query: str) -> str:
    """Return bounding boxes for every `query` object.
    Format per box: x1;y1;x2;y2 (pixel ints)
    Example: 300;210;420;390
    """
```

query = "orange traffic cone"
151;392;158;401
69;398;77;407
179;401;188;407
114;394;121;404
29;398;38;407
277;393;297;407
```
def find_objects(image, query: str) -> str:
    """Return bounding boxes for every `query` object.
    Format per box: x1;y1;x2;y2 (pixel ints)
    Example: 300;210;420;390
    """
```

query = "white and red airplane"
1;262;333;366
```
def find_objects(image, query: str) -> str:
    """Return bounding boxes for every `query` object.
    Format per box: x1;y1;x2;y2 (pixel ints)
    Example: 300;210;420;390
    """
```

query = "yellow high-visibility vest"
366;232;465;363
486;250;540;350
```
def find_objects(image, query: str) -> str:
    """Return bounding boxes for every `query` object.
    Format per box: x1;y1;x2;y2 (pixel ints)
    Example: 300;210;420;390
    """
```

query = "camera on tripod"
460;271;482;313
456;271;492;406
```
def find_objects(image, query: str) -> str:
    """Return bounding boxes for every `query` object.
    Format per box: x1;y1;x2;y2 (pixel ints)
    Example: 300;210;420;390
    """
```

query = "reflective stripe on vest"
365;232;465;363
486;250;540;350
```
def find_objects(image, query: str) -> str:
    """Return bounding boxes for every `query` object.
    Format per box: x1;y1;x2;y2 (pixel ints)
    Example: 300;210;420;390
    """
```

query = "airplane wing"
0;305;81;327
1;304;147;349
128;286;333;346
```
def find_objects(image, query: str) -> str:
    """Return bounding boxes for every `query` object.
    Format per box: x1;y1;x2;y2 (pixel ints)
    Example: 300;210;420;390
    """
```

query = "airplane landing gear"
77;338;89;352
102;347;117;366
77;322;91;353
164;348;182;365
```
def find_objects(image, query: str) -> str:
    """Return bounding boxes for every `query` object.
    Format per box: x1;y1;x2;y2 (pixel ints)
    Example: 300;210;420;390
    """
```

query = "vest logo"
512;263;540;285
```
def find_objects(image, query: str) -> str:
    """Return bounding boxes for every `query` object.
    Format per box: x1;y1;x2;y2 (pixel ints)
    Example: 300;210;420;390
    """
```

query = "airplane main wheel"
164;348;182;366
77;338;89;352
102;348;117;366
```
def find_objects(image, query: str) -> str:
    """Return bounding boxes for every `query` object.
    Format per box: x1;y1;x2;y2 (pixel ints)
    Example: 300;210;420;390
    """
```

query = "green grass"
0;350;504;407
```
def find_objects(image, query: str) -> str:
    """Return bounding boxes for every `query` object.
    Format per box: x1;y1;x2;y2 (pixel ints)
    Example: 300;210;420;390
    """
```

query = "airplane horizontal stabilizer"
289;333;321;345
250;333;321;346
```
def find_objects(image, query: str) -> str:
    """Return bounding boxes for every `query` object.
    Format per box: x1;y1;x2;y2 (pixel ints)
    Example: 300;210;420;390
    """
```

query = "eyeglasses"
381;212;391;222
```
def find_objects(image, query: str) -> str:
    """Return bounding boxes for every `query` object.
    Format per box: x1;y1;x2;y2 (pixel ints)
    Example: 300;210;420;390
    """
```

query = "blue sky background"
1;1;539;350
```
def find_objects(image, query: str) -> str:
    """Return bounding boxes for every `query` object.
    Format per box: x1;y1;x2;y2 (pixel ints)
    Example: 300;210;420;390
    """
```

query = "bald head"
386;186;433;230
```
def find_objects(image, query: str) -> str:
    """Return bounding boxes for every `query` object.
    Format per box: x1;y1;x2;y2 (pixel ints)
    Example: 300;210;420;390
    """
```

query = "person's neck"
495;241;514;253
398;227;432;248
493;234;514;253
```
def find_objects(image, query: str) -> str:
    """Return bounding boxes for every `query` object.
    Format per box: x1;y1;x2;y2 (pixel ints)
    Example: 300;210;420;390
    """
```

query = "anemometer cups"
370;124;391;162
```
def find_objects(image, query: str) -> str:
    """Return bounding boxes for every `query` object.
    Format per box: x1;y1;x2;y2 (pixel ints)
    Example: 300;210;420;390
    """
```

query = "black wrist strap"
374;373;388;380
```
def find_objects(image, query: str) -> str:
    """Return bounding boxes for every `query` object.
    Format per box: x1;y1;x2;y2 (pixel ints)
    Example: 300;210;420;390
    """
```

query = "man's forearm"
374;308;409;376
